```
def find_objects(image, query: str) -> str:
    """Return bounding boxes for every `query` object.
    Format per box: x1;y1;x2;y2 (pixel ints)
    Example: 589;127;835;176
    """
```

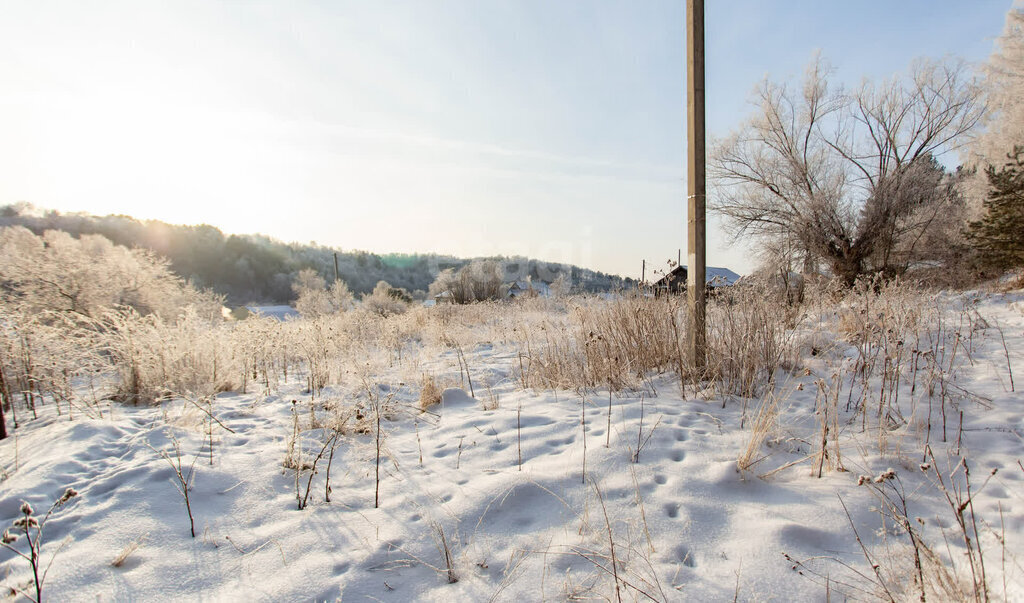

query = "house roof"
652;265;740;287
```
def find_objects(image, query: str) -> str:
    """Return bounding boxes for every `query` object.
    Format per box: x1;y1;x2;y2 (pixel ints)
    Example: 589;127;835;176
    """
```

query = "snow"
2;289;1023;601
246;305;300;321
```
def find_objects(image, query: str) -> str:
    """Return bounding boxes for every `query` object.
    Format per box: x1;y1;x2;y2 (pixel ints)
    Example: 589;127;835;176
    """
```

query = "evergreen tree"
968;146;1024;270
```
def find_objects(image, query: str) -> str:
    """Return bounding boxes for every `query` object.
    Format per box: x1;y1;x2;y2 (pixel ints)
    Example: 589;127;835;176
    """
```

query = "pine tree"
968;146;1024;270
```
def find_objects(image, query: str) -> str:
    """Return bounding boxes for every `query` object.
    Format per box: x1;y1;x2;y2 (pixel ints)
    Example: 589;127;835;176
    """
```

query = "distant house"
504;280;550;299
652;266;740;295
504;281;529;299
432;290;455;305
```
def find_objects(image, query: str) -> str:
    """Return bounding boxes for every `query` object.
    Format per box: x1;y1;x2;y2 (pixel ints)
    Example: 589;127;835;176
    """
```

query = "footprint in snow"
673;544;697;567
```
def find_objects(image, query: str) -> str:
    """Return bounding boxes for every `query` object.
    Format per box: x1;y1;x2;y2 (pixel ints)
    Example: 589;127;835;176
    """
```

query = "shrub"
362;281;409;317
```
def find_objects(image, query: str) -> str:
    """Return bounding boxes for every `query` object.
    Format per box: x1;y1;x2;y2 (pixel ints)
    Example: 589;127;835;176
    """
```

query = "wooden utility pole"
334;252;340;282
686;0;706;370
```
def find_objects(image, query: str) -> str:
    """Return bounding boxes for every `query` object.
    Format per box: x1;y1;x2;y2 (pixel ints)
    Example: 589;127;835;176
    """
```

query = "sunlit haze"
0;1;1012;278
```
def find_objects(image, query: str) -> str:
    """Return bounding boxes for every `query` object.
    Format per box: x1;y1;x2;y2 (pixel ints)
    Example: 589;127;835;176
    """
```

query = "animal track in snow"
673;544;696;567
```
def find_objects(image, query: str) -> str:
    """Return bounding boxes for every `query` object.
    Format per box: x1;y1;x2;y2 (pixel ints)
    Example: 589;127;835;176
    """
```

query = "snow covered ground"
1;288;1023;601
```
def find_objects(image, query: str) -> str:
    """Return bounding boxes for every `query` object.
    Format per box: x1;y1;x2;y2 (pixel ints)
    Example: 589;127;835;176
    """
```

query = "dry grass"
418;374;442;410
706;282;796;398
737;390;780;473
509;283;797;400
111;533;147;568
513;293;687;392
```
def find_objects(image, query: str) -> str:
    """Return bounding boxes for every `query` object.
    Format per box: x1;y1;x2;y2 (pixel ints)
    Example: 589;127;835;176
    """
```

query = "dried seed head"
857;475;869;486
60;488;79;503
19;502;33;516
919;463;931;471
1;530;16;544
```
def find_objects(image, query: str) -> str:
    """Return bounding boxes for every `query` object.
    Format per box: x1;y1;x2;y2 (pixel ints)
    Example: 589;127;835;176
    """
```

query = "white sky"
0;1;1014;278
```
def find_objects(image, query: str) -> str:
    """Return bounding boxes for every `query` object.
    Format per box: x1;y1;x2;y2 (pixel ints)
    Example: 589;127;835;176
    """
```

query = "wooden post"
686;0;706;371
642;259;646;284
333;252;340;282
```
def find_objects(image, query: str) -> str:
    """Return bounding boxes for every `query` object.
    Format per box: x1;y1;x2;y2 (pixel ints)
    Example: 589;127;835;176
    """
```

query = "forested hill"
0;204;634;304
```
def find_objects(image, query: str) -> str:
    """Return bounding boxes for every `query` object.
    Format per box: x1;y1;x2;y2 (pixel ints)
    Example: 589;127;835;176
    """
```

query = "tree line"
0;205;633;305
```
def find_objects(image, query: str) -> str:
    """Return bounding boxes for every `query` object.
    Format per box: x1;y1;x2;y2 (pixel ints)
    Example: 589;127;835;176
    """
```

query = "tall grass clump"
512;285;797;398
91;306;237;404
706;281;795;398
515;292;687;391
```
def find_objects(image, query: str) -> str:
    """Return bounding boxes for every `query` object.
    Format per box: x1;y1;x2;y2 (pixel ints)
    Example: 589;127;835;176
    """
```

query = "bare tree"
711;56;983;284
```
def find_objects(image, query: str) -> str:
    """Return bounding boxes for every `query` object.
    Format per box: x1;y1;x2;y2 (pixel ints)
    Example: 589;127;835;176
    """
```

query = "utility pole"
686;0;706;371
334;252;340;282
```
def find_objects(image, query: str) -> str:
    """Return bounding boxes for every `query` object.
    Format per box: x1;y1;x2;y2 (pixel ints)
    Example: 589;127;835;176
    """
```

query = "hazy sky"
0;1;1014;278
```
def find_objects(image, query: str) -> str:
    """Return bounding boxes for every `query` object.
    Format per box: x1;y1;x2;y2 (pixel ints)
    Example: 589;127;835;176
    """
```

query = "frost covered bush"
427;260;503;304
0;310;103;435
83;306;237;405
361;281;410;317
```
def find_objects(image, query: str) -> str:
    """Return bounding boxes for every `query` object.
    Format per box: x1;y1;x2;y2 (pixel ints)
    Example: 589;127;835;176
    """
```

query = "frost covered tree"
964;6;1024;216
291;268;353;318
0;227;220;319
711;57;983;285
550;272;571;298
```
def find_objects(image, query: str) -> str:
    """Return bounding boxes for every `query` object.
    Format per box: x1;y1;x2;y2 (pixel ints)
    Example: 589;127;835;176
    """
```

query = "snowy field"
2;286;1023;601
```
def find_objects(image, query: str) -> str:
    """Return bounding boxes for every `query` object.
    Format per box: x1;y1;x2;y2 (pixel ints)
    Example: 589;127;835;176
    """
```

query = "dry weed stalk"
150;433;199;538
429;520;459;584
1;488;79;603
